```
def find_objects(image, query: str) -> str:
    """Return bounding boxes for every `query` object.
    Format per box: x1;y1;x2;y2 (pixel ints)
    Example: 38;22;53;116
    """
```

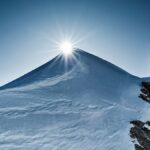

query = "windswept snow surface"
0;49;148;150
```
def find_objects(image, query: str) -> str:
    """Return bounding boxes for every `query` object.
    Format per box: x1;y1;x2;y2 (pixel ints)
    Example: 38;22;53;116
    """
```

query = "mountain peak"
0;49;144;150
0;49;136;90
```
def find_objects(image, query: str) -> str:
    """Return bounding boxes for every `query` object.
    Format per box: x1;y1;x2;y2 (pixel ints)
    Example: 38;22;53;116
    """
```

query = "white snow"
0;49;149;150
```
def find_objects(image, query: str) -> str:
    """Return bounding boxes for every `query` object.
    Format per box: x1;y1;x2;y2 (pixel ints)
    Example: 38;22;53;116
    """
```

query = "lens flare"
60;41;73;56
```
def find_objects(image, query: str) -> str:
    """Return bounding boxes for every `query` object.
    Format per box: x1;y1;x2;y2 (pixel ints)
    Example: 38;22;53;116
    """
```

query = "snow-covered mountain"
0;49;149;150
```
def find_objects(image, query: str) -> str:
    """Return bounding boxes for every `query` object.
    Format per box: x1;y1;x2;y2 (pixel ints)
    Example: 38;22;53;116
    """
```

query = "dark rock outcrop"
130;82;150;150
130;120;150;150
139;82;150;103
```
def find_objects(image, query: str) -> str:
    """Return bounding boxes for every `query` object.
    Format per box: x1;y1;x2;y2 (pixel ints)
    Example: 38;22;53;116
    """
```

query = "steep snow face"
0;49;148;150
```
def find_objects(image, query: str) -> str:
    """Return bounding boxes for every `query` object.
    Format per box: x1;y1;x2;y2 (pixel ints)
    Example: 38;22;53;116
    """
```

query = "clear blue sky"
0;0;150;86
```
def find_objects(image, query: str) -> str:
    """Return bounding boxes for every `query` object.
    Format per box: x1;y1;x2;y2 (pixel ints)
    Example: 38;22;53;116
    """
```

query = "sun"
60;41;73;56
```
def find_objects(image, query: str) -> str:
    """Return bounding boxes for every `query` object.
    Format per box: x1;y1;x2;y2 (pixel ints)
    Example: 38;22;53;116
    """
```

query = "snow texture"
0;49;149;150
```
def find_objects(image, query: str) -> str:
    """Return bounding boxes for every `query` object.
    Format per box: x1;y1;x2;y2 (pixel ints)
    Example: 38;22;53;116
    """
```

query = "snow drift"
0;49;149;150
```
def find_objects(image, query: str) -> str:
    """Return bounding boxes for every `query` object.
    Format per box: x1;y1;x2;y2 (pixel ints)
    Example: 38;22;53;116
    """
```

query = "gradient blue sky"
0;0;150;86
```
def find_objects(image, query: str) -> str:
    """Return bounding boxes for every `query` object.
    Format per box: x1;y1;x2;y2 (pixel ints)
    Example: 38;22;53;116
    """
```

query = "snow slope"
0;49;149;150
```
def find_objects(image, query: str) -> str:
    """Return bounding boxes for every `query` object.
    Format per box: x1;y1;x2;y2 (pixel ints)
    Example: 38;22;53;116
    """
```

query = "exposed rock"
134;144;144;150
139;82;150;103
130;82;150;150
130;120;150;150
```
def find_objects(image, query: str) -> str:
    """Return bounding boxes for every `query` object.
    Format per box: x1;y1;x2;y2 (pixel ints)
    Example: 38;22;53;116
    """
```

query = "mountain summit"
0;49;148;150
0;49;137;90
